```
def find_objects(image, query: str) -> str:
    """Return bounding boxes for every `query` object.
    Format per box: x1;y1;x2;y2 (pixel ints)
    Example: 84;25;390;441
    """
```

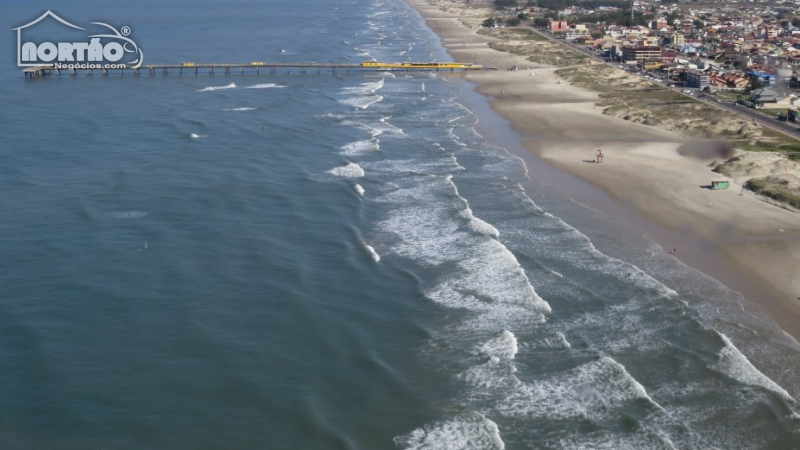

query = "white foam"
476;330;518;360
340;120;384;138
365;158;462;178
551;332;571;348
365;244;380;262
376;176;550;321
198;82;236;92
223;107;258;111
713;332;793;401
245;83;286;89
424;239;550;311
460;358;521;392
340;139;380;156
497;357;663;420
355;184;365;196
326;162;365;178
113;211;148;219
527;210;678;298
553;430;679;450
523;332;571;350
369;119;404;136
340;95;384;110
341;78;385;95
189;133;200;139
394;411;505;450
460;207;499;238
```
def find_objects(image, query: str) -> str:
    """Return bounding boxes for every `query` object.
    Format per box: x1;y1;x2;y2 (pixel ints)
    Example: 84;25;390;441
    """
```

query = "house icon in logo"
13;11;85;67
13;10;143;69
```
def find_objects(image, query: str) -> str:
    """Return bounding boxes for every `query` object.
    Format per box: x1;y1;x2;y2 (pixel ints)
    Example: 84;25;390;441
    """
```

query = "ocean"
2;0;800;448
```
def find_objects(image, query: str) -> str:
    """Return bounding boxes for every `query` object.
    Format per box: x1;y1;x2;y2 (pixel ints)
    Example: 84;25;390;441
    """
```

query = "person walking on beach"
596;149;604;163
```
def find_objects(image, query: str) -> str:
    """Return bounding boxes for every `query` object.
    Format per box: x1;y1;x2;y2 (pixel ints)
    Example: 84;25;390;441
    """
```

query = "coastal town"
483;0;800;118
435;0;800;213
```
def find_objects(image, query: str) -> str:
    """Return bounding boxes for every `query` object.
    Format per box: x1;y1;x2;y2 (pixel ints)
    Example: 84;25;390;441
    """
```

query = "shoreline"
406;0;800;341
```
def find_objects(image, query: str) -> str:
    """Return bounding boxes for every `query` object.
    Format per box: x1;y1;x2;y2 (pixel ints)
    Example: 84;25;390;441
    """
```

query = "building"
750;87;780;102
757;24;778;39
687;70;710;89
622;45;662;63
550;21;569;33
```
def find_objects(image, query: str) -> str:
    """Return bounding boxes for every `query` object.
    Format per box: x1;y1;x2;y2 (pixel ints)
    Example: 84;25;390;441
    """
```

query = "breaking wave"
327;162;365;178
198;82;236;92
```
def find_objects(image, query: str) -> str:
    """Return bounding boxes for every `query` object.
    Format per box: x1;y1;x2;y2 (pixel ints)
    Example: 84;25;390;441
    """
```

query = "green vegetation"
536;0;630;10
568;10;653;27
500;28;548;40
776;144;800;161
531;0;652;26
746;177;800;209
532;17;550;29
482;16;526;27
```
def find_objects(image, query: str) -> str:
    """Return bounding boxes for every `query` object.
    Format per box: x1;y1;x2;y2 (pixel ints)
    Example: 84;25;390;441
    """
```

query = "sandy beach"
407;0;800;339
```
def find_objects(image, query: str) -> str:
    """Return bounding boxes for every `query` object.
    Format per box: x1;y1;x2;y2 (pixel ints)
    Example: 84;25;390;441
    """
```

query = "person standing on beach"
596;149;604;163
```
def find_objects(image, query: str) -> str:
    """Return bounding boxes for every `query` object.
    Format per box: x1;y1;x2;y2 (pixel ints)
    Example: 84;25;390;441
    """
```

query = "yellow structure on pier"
361;61;482;70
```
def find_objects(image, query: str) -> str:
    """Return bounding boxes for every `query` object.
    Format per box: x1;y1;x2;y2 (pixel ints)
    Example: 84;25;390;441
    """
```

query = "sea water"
1;0;800;448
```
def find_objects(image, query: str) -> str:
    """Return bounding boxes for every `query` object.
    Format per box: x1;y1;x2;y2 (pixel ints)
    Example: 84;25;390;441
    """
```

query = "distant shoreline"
405;0;800;341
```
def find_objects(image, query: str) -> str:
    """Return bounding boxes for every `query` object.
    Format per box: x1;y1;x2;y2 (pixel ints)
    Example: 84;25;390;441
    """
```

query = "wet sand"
406;0;800;340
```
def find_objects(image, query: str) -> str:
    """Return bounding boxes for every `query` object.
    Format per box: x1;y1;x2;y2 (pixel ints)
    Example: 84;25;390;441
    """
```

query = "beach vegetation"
482;17;497;27
568;10;653;27
779;145;800;160
746;177;800;210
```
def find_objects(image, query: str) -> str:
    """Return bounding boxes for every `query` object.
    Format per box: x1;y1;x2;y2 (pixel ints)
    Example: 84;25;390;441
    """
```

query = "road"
526;27;800;140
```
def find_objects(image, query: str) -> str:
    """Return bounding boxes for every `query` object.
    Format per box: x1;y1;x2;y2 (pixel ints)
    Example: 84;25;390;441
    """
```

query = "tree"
748;75;765;92
482;17;496;28
533;17;550;29
517;12;529;21
792;17;800;28
666;11;680;27
506;17;522;26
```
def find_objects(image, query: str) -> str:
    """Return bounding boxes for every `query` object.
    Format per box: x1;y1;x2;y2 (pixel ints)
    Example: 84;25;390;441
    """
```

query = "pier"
23;62;487;79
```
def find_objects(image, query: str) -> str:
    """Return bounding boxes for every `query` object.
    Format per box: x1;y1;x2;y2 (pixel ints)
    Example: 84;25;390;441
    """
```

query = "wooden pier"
23;62;487;79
